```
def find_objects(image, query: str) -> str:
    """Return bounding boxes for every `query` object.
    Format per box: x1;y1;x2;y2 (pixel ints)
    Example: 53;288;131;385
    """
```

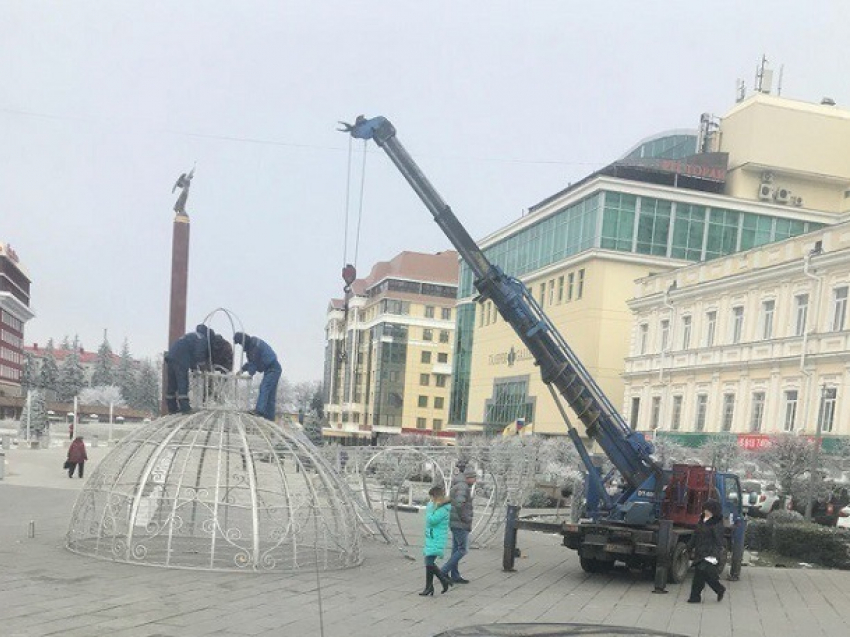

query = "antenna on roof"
735;79;746;103
755;55;773;94
777;64;784;96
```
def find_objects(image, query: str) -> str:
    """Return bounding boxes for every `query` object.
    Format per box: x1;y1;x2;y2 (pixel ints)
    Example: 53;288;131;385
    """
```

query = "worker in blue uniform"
165;326;212;414
234;332;281;421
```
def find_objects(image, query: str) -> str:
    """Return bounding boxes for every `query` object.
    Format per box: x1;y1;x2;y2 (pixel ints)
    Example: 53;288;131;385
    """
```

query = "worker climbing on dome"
234;332;281;421
165;325;232;414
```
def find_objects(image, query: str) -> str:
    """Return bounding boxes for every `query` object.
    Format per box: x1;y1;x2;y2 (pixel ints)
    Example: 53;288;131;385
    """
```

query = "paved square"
1;442;849;637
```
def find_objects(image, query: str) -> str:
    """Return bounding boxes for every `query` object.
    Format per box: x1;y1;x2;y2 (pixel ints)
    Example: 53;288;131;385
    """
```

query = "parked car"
837;504;850;529
741;481;784;517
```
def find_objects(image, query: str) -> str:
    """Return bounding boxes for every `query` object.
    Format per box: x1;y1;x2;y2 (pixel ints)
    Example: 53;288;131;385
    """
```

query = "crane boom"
343;115;661;490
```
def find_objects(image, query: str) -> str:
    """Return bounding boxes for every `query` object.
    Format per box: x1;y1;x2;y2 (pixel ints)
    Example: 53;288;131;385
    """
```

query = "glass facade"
451;185;825;426
448;302;475;425
622;134;698;161
483;376;535;432
371;323;407;428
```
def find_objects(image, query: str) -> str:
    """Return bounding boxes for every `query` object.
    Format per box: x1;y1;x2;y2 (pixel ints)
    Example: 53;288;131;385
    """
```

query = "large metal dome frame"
67;372;363;573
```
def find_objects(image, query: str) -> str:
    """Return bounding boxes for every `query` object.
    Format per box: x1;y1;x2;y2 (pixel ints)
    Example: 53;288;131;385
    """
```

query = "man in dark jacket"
687;499;727;603
165;327;209;414
440;464;477;584
234;332;281;421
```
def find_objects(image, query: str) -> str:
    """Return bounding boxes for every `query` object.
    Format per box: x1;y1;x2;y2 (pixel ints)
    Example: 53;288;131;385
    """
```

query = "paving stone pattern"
1;444;850;637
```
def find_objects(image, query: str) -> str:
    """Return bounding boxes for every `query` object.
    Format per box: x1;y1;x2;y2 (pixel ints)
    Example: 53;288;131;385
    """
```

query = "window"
671;396;683;430
783;390;798;432
418;395;428;408
705;311;717;347
416;417;427;429
761;300;775;339
671;203;707;261
439;330;450;343
548;279;555;305
437;352;448;363
577;269;585;299
423;328;433;341
722;394;735;432
630;397;640;430
567;273;575;301
434;397;444;410
794;294;809;337
660;319;670;352
695;395;707;432
425;306;435;319
433;419;443;431
651;396;661;430
441;307;452;321
731;306;744;344
831;286;848;331
818;387;837;433
681;316;692;349
539;283;546;304
421;351;432;364
750;392;765;432
435;374;447;388
638;324;649;355
557;276;564;303
420;373;430;386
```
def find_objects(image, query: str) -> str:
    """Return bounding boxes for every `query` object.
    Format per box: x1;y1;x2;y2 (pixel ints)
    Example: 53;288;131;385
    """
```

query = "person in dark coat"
164;325;232;414
234;332;281;421
687;499;727;603
420;485;453;596
440;465;477;584
67;436;88;478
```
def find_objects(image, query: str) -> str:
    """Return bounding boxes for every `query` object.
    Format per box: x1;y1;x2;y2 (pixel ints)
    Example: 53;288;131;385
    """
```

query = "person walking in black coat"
687;499;727;603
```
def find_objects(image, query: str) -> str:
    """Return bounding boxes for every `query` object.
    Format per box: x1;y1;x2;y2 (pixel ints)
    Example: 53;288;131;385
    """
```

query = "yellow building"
624;218;850;440
323;250;458;443
450;93;848;437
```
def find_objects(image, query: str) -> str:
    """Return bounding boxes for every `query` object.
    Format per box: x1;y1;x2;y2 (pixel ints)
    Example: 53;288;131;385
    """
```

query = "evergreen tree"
59;335;70;351
90;334;115;387
132;359;161;415
21;352;37;391
38;342;60;395
19;390;50;440
310;383;324;420
57;336;86;402
115;338;136;404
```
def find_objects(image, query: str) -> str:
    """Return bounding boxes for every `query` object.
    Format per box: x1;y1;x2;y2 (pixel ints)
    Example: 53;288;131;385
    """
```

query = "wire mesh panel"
67;409;362;572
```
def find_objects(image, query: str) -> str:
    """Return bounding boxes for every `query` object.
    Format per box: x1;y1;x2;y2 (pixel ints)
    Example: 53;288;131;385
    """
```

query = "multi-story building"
0;242;34;397
450;92;845;436
624;217;850;443
323;250;458;443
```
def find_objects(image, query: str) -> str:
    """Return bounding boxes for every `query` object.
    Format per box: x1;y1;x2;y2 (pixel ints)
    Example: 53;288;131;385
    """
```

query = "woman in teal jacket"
420;485;453;596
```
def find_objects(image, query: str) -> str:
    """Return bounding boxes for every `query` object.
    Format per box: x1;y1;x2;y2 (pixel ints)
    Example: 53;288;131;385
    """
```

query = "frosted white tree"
132;359;160;415
115;339;136;404
90;335;115;387
19;390;50;440
79;385;127;407
38;340;59;396
57;336;86;402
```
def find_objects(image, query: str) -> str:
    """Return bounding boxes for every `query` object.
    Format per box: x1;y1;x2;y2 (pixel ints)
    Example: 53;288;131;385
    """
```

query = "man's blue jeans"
440;527;469;579
256;363;281;420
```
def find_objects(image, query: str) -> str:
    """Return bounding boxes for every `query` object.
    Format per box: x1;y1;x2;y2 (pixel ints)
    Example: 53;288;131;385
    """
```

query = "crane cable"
339;137;369;363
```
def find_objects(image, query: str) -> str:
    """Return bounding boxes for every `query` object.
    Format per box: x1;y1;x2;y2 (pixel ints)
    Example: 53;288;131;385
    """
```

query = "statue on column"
172;168;195;215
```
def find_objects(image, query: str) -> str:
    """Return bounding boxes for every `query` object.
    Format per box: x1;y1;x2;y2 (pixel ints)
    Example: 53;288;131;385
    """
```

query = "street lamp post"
805;383;828;522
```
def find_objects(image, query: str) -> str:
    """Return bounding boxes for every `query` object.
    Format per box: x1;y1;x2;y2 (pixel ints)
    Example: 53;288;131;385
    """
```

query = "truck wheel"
580;557;614;573
668;543;690;584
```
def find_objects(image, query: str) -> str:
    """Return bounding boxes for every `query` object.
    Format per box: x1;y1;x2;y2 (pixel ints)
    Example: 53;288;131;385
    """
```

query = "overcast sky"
3;1;849;382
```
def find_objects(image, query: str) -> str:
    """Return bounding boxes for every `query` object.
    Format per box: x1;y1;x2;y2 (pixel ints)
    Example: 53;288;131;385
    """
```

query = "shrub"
745;518;771;551
767;509;804;525
772;524;850;569
524;491;558;509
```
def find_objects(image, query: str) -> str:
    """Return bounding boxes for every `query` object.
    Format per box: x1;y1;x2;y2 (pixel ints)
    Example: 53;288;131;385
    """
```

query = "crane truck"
341;115;746;587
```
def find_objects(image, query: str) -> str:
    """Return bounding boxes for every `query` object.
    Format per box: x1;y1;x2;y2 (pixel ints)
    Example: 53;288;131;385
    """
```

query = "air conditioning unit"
761;171;775;183
792;196;804;207
775;187;792;204
758;183;775;201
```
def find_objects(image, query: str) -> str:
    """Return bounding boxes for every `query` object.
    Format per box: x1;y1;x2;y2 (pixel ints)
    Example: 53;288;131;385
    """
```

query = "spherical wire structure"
66;372;362;572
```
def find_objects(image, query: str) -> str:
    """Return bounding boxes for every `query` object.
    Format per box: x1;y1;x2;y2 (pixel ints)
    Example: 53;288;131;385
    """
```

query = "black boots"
419;566;452;596
431;565;452;594
419;567;434;596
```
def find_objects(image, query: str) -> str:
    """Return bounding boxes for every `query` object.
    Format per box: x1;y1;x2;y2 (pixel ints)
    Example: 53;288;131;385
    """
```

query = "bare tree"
755;434;813;495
